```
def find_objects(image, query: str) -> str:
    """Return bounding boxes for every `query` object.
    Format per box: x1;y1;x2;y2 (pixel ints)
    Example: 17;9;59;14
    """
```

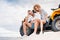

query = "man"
23;10;34;37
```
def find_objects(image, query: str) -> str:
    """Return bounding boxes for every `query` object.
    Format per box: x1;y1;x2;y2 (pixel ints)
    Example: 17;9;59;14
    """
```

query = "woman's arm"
45;14;48;19
42;9;48;20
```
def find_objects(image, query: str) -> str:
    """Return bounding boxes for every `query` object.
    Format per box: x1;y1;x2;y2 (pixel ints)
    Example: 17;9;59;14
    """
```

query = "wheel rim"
55;20;60;30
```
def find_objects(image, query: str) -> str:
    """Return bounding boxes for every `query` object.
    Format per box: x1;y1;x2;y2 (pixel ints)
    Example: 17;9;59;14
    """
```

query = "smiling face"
34;6;40;11
34;4;41;12
28;10;33;16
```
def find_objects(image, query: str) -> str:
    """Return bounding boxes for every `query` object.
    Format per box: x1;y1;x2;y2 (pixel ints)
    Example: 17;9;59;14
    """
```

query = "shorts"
31;23;34;29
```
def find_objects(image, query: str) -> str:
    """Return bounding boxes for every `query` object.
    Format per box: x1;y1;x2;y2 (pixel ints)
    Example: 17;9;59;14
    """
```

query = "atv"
50;8;60;31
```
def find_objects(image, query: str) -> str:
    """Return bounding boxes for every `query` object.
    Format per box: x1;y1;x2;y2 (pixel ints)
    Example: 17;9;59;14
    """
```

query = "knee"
42;20;46;24
23;22;26;25
34;21;38;24
34;19;38;22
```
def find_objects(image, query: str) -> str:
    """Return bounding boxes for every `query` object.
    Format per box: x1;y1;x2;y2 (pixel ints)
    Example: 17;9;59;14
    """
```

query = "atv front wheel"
52;16;60;31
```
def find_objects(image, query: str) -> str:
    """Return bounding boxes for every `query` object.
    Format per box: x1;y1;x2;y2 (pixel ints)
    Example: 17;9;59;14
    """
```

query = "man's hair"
28;10;31;12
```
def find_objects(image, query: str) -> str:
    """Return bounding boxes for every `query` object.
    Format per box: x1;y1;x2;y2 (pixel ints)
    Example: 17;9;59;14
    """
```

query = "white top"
33;9;47;20
28;15;34;22
34;12;41;20
28;9;47;22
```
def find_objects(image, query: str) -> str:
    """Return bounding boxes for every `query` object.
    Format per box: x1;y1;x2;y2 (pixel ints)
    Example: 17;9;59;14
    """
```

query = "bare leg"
34;19;39;33
23;21;32;35
40;20;43;33
40;20;46;33
30;19;39;36
23;22;27;35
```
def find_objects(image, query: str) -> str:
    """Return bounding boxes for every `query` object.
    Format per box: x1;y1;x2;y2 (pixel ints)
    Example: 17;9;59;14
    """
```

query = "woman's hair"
33;4;41;10
32;10;36;13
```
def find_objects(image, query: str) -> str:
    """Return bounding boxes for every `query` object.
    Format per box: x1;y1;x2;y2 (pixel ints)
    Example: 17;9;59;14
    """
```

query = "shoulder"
41;9;47;14
41;9;45;12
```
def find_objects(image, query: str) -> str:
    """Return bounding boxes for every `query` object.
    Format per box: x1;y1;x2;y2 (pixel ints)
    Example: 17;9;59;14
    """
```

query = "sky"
0;0;60;33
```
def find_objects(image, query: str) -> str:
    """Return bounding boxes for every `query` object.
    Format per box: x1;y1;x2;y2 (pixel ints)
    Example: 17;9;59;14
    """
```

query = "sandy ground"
0;31;60;40
19;31;60;40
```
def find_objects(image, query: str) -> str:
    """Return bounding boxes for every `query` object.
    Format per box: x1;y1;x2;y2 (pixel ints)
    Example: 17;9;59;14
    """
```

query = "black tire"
20;26;34;36
52;16;60;31
20;25;24;36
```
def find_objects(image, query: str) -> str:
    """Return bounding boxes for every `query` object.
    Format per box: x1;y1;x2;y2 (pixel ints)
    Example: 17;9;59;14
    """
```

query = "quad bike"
20;5;60;36
50;8;60;31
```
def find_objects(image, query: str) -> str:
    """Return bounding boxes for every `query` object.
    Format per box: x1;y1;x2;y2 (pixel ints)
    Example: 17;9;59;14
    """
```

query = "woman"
32;4;48;34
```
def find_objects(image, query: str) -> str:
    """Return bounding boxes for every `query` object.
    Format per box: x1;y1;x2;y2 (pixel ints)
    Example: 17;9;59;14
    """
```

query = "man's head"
33;4;41;12
28;10;33;15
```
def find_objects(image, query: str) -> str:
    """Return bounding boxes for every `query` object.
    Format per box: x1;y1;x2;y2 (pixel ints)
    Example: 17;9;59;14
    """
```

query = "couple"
23;4;48;37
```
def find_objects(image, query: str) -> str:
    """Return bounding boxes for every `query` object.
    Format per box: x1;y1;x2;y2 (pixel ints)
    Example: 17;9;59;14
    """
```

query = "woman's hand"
45;14;48;20
31;20;35;23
